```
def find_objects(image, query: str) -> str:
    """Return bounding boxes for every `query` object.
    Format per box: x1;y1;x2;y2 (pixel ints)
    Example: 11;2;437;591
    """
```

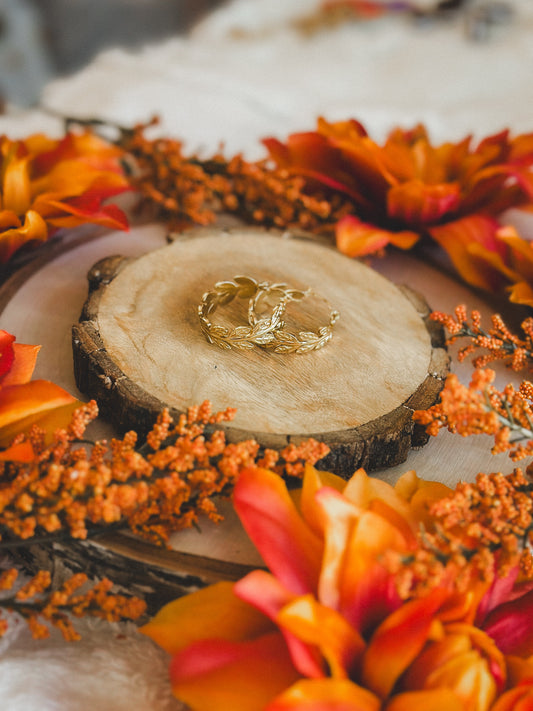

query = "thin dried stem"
0;400;329;546
431;305;533;371
0;568;145;640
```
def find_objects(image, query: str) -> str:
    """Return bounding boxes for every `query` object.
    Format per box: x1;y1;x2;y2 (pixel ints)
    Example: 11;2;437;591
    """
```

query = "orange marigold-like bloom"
143;465;516;711
143;464;533;711
264;119;533;304
0;129;129;263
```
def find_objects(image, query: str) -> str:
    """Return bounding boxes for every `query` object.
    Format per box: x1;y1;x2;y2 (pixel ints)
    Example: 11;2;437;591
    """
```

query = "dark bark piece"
7;529;259;615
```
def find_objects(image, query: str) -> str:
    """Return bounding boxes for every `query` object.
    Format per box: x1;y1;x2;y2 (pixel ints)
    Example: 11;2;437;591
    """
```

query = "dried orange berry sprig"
70;116;352;235
392;467;533;599
413;368;533;460
0;399;329;547
120;118;352;234
432;304;533;371
0;568;146;640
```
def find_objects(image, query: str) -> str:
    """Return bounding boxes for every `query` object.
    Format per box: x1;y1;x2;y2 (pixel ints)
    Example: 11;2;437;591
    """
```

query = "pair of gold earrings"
198;275;339;354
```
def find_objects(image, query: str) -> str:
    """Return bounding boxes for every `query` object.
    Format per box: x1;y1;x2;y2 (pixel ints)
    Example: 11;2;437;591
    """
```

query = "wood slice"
73;227;449;477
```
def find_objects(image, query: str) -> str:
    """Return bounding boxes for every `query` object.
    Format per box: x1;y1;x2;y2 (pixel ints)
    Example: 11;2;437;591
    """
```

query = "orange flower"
142;466;481;710
465;225;533;308
0;330;79;459
0;130;129;262
264;119;533;301
143;464;533;710
398;623;505;711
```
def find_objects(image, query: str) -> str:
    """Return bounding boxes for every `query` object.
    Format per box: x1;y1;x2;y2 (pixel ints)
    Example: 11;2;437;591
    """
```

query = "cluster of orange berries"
0;568;145;640
117;117;351;235
431;305;533;371
413;368;533;461
0;400;329;547
394;468;533;599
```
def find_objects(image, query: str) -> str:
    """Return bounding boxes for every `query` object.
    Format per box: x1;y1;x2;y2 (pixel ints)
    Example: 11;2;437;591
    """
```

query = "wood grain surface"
73;227;449;476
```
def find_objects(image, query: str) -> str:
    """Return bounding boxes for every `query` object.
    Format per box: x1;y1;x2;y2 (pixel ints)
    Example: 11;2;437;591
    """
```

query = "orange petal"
141;581;273;656
342;468;413;522
0;380;78;445
300;463;346;537
336;518;403;633
490;684;533;711
405;642;498;711
0;330;15;382
336;215;419;258
31;159;126;198
0;441;35;462
0;209;21;230
394;471;452;530
169;632;300;711
508;281;533;307
497;225;533;281
316;117;369;142
428;214;505;291
37;194;129;231
466;241;522;284
402;628;476;687
267;678;381;711
313;488;361;612
0;209;48;263
316;117;398;199
385;689;465;711
361;588;449;698
277;594;365;679
2;154;32;215
2;342;40;386
233;467;323;594
264;132;372;205
387;180;460;226
505;655;533;687
235;570;324;679
0;399;81;445
315;487;405;632
27;130;123;172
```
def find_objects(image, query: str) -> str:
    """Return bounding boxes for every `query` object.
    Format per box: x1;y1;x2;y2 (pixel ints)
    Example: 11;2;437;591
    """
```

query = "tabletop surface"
1;1;532;708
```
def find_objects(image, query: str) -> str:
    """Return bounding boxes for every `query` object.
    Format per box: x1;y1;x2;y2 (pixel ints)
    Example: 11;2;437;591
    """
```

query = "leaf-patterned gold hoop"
198;275;339;353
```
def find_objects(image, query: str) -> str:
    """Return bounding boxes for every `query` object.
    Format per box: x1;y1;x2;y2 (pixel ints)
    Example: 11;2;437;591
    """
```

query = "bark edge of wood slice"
72;227;450;478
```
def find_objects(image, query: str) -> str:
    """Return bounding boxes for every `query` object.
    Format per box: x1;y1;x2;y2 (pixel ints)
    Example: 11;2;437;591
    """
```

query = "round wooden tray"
73;227;449;478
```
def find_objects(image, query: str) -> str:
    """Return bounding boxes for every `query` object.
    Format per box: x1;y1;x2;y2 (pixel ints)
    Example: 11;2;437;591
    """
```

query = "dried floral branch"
432;304;533;371
0;399;329;547
118;117;353;234
0;128;129;265
67;116;352;236
413;367;533;460
0;568;146;640
392;467;533;599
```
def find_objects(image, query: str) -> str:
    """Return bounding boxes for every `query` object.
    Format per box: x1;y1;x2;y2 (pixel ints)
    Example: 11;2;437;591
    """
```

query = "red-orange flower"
264;119;533;302
0;130;129;262
142;464;533;710
0;330;79;459
142;466;506;710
